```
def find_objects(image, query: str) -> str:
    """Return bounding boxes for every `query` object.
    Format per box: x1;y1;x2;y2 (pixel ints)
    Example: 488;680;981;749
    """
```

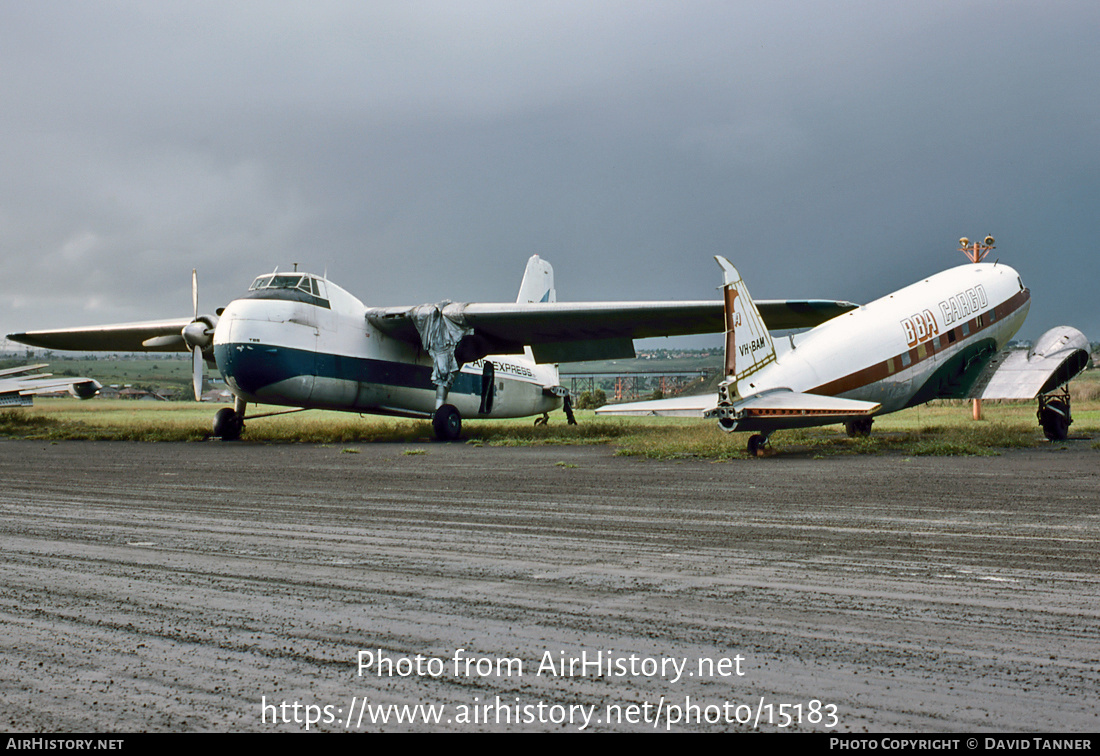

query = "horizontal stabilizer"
595;388;880;432
705;389;880;433
973;326;1091;400
594;394;716;418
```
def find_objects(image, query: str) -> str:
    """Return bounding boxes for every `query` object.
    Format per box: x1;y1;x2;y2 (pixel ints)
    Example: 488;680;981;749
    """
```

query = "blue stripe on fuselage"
214;342;484;396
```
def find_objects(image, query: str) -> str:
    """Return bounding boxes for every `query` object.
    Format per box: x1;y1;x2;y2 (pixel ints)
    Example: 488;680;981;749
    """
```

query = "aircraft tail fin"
715;256;776;400
517;255;556;304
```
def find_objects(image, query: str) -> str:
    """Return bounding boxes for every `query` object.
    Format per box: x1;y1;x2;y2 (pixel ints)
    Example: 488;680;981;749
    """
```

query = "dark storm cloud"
2;1;1098;347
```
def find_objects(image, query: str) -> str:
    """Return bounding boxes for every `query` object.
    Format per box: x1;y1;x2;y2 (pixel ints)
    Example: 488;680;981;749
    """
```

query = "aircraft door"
479;361;495;414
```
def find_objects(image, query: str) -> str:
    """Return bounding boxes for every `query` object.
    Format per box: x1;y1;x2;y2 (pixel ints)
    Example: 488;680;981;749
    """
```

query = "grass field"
3;391;1097;458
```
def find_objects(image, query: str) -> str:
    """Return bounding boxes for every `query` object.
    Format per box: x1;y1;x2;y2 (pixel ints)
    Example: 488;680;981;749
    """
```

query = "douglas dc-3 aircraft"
0;364;100;407
597;254;1090;454
7;256;855;440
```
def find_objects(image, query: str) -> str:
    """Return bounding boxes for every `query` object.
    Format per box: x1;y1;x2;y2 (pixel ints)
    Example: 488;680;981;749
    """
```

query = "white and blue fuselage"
213;275;562;420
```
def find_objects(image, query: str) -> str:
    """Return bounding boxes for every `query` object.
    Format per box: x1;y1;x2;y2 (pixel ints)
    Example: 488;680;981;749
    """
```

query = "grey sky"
2;1;1098;349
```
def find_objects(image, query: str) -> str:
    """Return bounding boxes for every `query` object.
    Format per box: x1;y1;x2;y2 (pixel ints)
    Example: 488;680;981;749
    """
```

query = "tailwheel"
747;433;769;457
534;412;549;426
845;417;874;437
213;407;243;440
432;404;462;441
1038;391;1071;441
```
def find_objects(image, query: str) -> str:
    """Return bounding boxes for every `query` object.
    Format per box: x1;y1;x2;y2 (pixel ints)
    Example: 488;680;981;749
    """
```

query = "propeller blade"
193;346;203;402
192;269;198;320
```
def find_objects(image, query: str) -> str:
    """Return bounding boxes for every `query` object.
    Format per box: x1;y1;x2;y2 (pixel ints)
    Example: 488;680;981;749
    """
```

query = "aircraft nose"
212;310;318;402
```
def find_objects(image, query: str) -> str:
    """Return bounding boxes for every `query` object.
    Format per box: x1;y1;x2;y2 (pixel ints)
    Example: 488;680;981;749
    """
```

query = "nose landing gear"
212;397;247;440
213;406;244;440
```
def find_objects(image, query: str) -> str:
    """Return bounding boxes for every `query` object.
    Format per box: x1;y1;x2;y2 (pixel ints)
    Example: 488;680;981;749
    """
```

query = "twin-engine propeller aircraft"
7;256;855;440
598;256;1089;454
0;364;100;407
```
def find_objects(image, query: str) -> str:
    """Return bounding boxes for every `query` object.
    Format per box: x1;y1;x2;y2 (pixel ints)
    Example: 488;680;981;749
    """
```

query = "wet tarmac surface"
1;440;1097;732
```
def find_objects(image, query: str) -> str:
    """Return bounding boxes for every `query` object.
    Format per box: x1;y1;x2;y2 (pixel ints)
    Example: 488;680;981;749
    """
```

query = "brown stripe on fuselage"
808;287;1030;397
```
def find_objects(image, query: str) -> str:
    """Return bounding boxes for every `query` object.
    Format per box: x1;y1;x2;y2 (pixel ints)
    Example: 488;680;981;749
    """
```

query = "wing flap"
530;337;636;364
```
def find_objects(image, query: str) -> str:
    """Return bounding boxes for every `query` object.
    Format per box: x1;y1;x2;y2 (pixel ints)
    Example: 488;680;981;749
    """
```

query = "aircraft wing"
970;326;1091;400
596;388;880;432
0;363;50;378
11;299;858;362
366;299;856;363
7;318;194;352
0;368;101;406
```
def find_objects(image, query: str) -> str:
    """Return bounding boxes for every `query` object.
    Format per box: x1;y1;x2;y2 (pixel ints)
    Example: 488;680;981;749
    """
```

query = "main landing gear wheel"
432;404;462;441
213;407;243;440
1038;397;1070;441
845;417;874;437
747;434;768;457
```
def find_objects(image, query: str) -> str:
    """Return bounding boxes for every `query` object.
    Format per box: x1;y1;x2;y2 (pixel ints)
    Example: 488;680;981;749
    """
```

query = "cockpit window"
246;272;331;308
250;274;318;295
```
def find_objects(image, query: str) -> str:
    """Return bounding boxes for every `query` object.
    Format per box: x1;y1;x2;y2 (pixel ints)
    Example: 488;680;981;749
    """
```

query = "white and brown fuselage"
748;263;1030;416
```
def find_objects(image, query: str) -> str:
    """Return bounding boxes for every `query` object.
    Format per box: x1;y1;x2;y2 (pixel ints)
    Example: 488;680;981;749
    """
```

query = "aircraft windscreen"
245;273;330;308
249;275;317;295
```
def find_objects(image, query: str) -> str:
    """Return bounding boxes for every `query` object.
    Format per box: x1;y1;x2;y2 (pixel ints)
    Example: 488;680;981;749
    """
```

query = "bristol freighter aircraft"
8;256;853;440
598;252;1090;454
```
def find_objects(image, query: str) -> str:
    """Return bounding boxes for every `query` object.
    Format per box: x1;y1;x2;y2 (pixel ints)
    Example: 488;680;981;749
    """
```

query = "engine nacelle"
182;314;220;350
69;380;102;400
1030;326;1090;394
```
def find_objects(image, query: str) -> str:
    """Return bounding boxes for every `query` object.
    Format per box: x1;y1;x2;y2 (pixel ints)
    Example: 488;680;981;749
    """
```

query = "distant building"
118;387;165;401
201;388;234;403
